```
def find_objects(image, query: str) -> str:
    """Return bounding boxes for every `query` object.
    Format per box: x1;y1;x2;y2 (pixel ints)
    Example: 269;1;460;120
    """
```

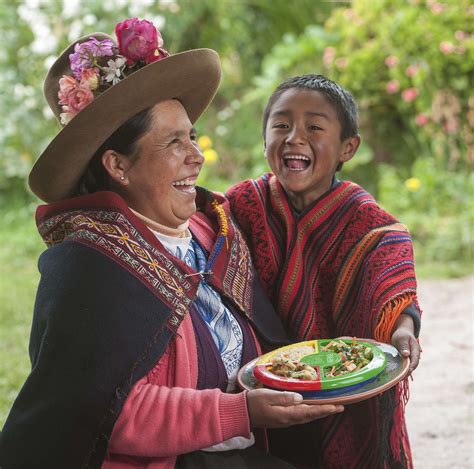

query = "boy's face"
264;88;360;211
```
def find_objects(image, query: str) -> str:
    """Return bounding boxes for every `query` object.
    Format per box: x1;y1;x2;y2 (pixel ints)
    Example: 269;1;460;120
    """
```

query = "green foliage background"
0;0;472;426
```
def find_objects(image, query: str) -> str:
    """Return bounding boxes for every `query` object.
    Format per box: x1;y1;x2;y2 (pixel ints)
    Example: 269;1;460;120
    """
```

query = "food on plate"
270;356;318;380
271;345;315;362
321;339;373;378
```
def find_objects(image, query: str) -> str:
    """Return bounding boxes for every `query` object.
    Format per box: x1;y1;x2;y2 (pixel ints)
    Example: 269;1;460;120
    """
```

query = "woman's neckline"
129;207;189;238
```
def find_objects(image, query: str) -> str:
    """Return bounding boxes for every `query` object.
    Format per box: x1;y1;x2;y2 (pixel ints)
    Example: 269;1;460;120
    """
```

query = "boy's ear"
340;135;361;163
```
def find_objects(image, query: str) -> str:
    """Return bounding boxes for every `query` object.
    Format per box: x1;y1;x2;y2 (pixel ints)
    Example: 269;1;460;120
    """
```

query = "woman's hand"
391;314;421;374
246;388;343;428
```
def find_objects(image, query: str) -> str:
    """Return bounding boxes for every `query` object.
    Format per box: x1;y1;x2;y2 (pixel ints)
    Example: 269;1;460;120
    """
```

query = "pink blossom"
415;113;429;127
402;87;419;102
405;64;420;77
430;2;445;14
323;47;336;66
335;57;348;69
344;9;354;19
80;68;99;90
384;55;399;68
115;17;168;64
439;41;455;54
455;30;467;41
386;79;400;94
443;121;458;134
60;83;94;114
58;75;79;102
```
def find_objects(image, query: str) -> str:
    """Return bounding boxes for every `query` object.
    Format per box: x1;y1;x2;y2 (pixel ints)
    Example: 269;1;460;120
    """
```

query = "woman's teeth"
172;178;196;192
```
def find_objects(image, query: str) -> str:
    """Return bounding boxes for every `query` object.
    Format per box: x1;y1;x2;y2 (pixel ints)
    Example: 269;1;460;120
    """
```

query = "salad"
321;339;373;378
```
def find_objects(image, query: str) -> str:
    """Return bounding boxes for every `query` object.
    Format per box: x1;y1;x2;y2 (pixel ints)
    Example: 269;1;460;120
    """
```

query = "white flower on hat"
60;111;74;125
103;56;127;85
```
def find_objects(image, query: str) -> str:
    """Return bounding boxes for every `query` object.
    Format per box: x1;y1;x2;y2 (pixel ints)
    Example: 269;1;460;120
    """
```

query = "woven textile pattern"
227;174;418;469
38;209;195;331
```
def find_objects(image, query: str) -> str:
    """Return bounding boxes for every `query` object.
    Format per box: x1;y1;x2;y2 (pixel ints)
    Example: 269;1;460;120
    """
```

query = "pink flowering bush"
253;0;473;264
386;79;400;94
401;87;419;103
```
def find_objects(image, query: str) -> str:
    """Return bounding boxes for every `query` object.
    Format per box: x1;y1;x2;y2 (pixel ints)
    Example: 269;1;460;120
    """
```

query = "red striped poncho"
227;174;419;469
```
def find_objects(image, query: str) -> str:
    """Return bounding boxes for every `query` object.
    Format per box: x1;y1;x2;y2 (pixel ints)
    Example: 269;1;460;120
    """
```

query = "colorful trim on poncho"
227;174;419;469
1;188;287;468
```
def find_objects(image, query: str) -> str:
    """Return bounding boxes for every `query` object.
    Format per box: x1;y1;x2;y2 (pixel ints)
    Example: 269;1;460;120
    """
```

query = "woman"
227;75;422;468
0;23;342;469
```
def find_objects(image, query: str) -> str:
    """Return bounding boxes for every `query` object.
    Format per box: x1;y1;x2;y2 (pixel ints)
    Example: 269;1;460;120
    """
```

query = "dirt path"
405;275;474;468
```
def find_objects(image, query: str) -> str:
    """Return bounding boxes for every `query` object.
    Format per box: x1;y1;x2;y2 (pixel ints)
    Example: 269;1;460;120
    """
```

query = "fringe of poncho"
227;175;420;469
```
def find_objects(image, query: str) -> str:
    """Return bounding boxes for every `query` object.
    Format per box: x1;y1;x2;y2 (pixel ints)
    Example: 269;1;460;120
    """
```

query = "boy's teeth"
284;155;310;161
283;154;311;170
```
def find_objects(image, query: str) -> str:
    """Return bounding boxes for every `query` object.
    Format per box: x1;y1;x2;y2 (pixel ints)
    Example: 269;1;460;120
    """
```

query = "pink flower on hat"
115;17;168;64
58;79;94;114
57;17;170;126
80;68;99;90
58;75;77;101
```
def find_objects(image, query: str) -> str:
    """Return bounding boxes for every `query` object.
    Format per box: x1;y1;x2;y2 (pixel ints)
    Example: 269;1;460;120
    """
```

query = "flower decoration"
115;18;167;65
57;18;169;125
103;57;127;85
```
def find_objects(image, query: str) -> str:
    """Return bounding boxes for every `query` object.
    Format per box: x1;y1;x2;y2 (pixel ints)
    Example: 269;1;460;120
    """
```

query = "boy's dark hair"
262;74;359;142
77;107;153;195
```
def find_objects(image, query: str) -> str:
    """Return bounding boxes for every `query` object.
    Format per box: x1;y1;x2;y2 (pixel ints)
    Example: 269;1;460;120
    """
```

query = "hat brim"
29;48;221;202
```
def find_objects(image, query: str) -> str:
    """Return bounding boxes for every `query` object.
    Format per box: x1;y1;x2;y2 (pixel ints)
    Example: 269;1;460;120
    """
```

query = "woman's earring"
120;176;125;181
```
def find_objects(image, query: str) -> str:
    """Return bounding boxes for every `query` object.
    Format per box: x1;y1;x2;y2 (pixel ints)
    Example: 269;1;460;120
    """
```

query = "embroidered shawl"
227;174;419;469
1;188;286;469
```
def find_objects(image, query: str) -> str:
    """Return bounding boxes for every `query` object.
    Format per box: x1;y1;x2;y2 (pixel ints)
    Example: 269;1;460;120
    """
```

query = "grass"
0;202;44;428
0;203;472;428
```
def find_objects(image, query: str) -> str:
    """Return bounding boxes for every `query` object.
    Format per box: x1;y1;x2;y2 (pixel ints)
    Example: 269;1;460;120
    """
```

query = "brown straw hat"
29;20;221;202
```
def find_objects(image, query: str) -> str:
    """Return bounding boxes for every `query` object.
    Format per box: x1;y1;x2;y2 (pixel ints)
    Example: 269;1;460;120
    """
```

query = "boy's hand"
391;314;421;374
247;388;344;428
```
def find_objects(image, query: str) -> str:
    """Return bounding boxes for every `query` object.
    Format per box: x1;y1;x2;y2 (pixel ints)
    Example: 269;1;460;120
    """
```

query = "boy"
227;75;421;468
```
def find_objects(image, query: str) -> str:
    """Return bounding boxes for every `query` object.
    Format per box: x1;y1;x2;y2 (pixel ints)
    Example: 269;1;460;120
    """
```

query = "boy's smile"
264;88;359;211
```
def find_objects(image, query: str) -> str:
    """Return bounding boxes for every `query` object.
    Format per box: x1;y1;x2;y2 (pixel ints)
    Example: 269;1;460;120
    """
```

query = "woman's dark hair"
77;107;154;195
262;74;359;142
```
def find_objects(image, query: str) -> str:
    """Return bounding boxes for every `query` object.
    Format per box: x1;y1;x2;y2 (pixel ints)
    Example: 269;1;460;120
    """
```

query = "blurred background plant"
0;0;472;423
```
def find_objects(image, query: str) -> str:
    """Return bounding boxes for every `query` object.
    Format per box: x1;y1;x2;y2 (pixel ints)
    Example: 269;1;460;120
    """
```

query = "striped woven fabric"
227;173;418;469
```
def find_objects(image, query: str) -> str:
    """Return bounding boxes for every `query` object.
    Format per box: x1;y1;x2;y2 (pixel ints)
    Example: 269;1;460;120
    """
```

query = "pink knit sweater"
102;312;258;469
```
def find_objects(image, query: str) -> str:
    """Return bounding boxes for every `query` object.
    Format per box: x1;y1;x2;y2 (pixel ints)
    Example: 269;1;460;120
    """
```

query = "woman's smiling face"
121;99;205;228
264;88;359;211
